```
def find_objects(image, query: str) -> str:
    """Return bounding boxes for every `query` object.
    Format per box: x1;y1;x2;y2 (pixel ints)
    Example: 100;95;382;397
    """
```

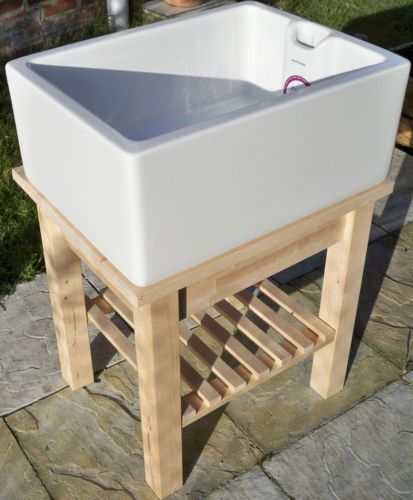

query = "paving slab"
396;219;413;245
6;361;262;499
290;223;413;371
357;232;413;372
207;466;288;499
224;337;399;455
222;283;400;454
0;418;50;499
0;263;229;417
263;380;413;499
373;148;413;232
0;273;123;417
404;370;413;384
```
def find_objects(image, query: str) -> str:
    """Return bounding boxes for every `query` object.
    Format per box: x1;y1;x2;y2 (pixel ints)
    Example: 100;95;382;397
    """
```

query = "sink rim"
6;1;409;156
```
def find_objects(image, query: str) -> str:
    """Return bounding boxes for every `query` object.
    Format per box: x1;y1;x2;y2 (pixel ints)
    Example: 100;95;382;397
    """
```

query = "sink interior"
30;65;273;141
29;4;385;142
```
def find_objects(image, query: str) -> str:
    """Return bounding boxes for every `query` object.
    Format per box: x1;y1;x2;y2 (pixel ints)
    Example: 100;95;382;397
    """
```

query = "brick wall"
0;0;106;59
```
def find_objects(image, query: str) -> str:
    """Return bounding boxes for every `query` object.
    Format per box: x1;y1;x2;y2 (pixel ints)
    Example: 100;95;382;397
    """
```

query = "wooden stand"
13;166;393;498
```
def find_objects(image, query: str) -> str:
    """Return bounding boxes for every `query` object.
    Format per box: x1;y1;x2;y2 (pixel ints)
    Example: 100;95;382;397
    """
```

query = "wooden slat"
86;294;114;315
182;392;204;415
180;358;222;405
215;300;292;365
226;295;245;311
236;290;314;354
209;376;232;397
182;325;336;427
102;290;247;392
102;287;133;325
181;398;197;420
179;325;246;391
192;312;269;377
86;299;138;370
258;279;335;342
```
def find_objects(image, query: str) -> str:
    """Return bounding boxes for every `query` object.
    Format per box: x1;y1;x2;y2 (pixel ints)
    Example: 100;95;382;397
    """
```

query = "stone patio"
1;147;413;499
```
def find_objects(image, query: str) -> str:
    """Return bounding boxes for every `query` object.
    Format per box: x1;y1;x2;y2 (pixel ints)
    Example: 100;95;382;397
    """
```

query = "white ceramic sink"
7;2;410;285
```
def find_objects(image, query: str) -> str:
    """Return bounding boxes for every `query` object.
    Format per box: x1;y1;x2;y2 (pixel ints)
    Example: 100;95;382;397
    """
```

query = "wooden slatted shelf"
84;278;336;427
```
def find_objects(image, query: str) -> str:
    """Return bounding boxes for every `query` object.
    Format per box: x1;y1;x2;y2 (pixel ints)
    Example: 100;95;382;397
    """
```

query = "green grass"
276;0;413;48
0;1;163;298
0;74;43;297
1;0;413;298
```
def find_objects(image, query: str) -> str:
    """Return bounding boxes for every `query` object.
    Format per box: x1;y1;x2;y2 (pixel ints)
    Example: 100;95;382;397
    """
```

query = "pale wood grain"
85;297;137;370
310;204;375;398
215;300;292;365
180;358;222;405
186;218;343;316
258;279;334;342
182;328;336;427
192;312;270;378
37;208;94;391
180;324;246;391
236;290;314;354
134;293;183;498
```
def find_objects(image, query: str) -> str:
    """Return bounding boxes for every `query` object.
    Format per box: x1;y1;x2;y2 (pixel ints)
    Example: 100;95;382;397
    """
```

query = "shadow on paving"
350;151;413;374
276;148;413;376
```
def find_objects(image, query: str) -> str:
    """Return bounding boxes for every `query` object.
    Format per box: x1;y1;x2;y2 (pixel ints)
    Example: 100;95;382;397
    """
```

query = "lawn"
1;0;413;298
276;0;413;48
0;2;162;298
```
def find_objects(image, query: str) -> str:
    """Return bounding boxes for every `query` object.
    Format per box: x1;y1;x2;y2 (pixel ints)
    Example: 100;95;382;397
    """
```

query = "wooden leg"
38;207;94;390
134;292;183;499
310;203;374;399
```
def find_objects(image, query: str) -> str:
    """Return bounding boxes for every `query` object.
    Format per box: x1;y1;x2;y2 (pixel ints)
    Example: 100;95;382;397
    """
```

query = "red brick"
0;0;22;16
75;3;100;20
0;9;40;31
43;0;77;18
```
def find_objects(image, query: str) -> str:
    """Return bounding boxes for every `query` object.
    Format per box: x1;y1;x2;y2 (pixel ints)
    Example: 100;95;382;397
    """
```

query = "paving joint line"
223;409;266;455
0;384;68;419
0;359;128;419
352;332;408;374
3;417;54;499
373;221;392;237
258;461;295;499
405;329;412;372
256;375;405;468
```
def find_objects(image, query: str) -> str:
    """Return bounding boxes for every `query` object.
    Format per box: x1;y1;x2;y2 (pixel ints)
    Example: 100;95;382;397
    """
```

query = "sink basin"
7;2;410;286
